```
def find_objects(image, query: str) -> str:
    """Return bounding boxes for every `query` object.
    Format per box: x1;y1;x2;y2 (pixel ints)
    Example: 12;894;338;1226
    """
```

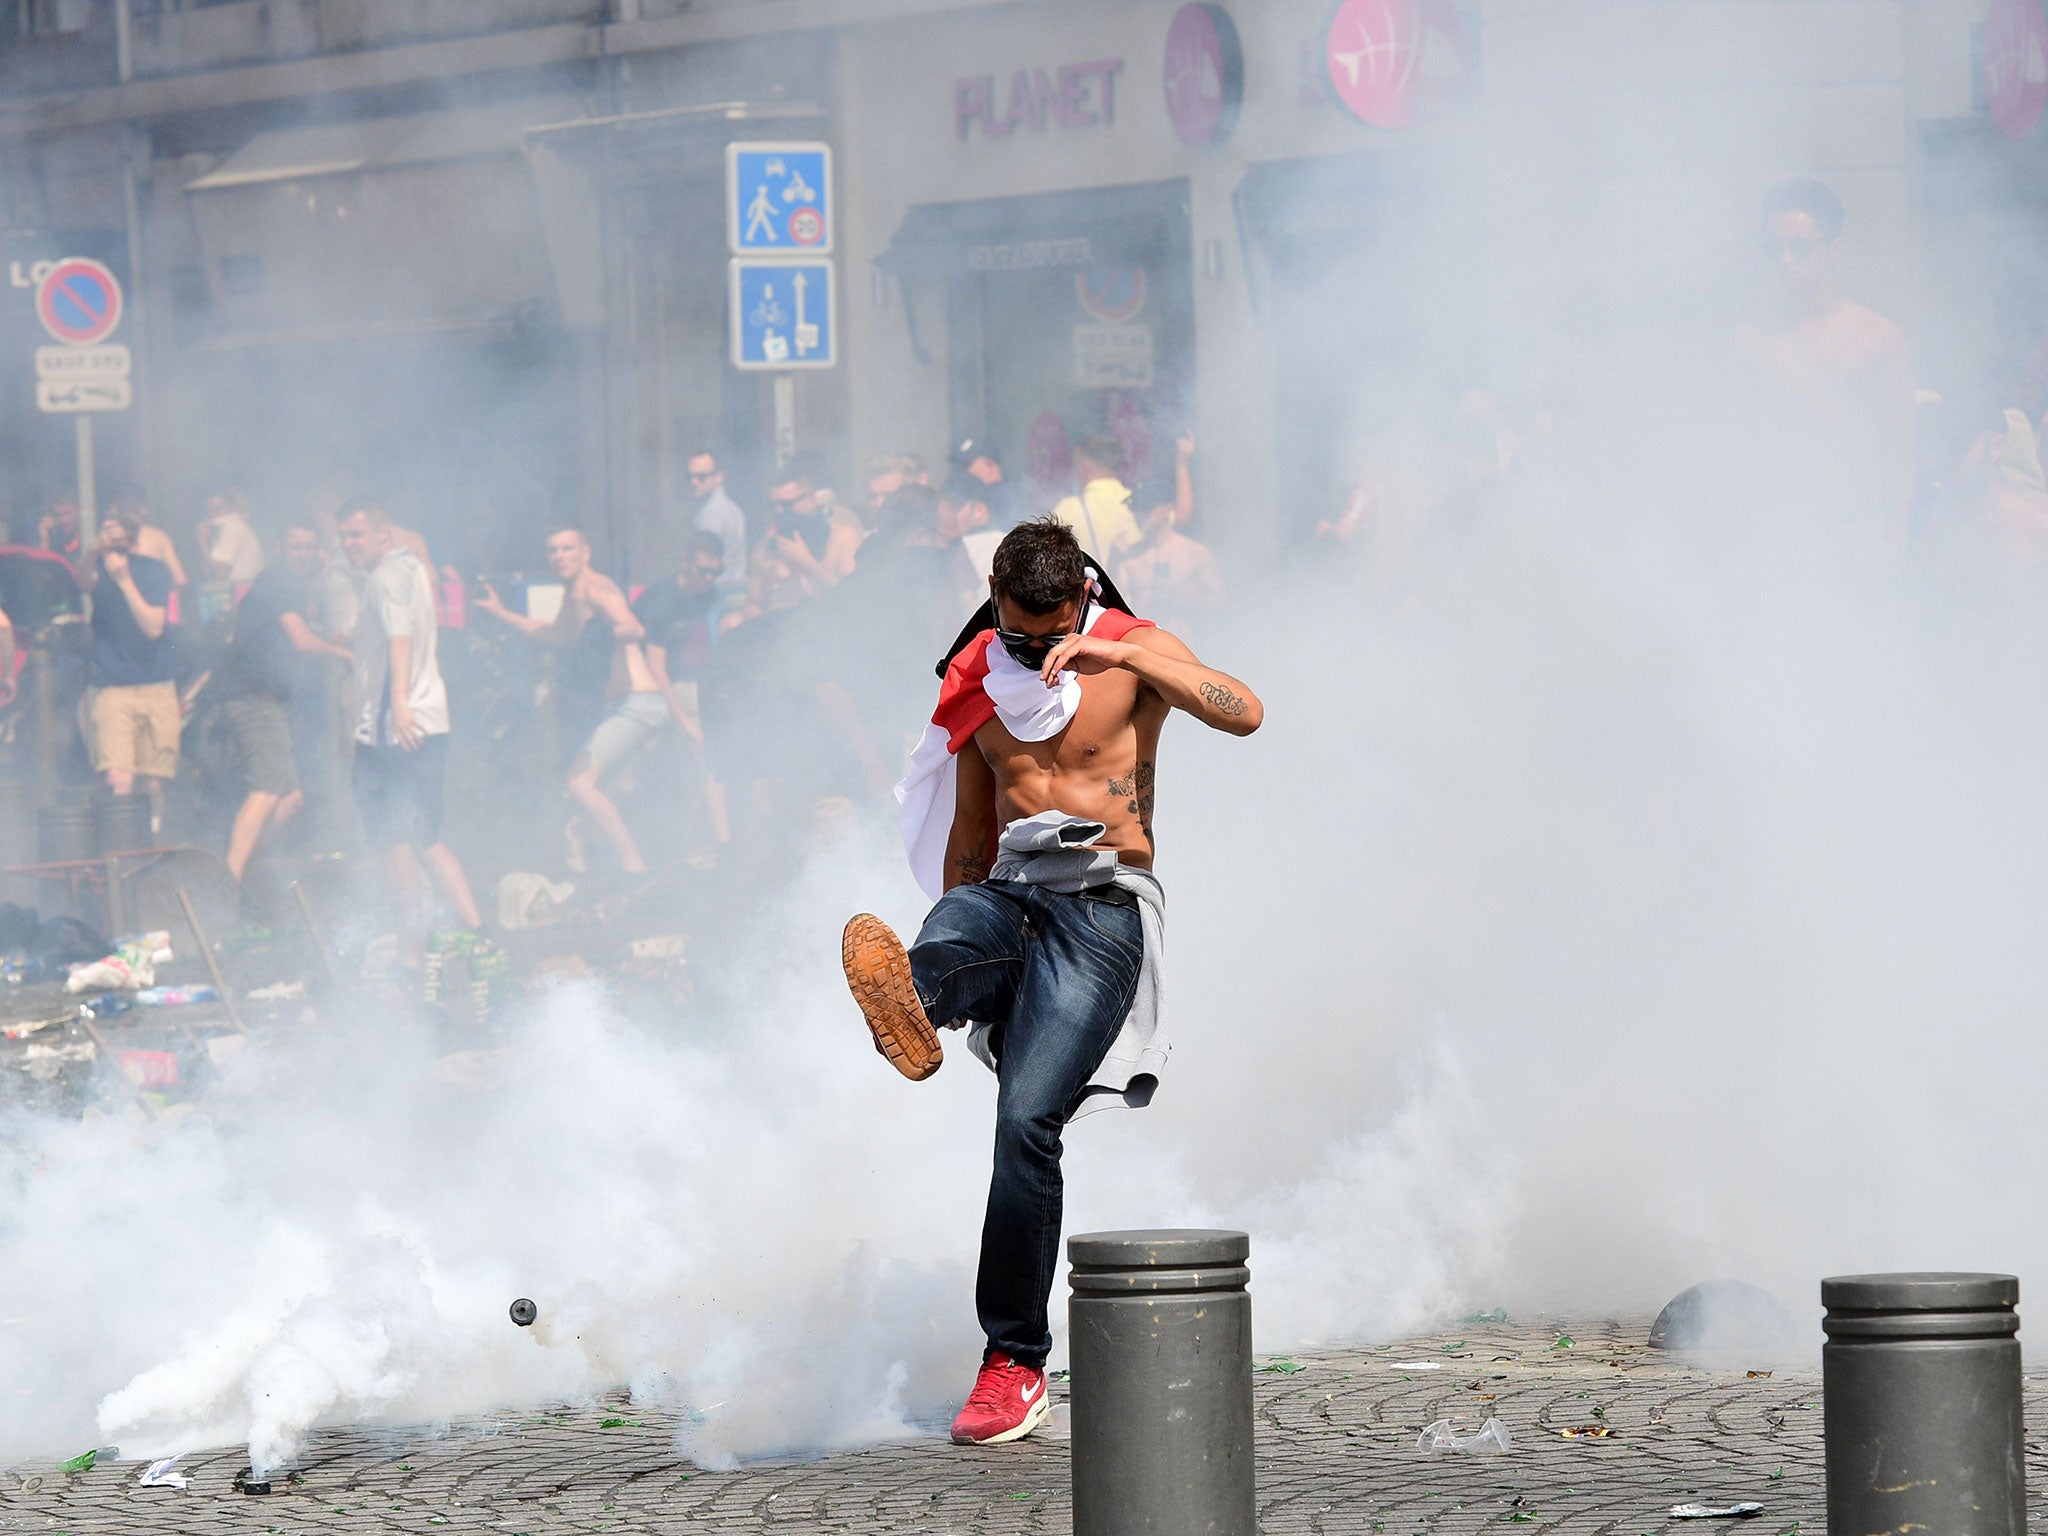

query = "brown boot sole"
841;914;942;1081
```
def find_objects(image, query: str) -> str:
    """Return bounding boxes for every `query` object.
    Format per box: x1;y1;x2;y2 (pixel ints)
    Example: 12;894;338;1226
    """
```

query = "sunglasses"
995;594;1091;670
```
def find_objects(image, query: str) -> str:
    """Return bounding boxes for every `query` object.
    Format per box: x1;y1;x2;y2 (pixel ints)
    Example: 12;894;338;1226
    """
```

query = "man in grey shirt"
687;449;747;589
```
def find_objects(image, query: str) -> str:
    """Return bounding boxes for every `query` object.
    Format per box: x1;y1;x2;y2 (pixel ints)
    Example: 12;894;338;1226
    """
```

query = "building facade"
0;0;2035;577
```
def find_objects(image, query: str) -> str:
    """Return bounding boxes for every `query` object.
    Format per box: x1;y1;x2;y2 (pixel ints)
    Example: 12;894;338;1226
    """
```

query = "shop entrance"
882;180;1194;514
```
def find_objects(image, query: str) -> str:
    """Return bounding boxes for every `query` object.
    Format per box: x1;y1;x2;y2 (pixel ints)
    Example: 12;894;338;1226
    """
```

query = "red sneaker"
949;1352;1051;1445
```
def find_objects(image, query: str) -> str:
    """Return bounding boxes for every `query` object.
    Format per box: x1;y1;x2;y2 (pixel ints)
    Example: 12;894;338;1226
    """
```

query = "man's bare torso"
972;655;1168;869
554;570;658;695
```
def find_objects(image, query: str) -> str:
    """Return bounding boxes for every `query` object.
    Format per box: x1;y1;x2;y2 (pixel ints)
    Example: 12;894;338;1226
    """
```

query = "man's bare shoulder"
1127;623;1199;662
1834;300;1909;363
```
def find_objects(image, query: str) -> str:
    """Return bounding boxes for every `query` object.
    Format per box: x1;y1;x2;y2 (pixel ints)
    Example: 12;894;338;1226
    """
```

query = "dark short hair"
774;450;829;490
686;529;725;563
1130;476;1176;516
1762;178;1844;240
543;524;588;545
1076;434;1125;477
939;471;988;506
992;518;1089;615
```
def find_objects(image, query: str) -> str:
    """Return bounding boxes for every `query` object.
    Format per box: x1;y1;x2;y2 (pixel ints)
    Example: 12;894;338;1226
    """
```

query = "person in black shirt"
82;516;177;824
211;522;353;881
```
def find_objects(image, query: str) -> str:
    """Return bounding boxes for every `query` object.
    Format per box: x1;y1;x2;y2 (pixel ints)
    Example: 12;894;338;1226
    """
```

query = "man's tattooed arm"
953;851;992;886
1197;681;1248;717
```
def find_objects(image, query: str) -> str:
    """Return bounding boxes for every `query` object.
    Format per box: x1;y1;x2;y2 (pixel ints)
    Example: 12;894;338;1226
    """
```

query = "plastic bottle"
1418;1417;1511;1453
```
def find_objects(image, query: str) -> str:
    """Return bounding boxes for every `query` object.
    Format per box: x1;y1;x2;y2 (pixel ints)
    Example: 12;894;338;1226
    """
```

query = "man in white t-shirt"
199;489;266;584
337;498;481;953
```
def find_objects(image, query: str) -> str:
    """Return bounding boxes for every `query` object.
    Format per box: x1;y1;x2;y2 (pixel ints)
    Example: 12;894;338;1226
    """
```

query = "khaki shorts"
90;682;181;780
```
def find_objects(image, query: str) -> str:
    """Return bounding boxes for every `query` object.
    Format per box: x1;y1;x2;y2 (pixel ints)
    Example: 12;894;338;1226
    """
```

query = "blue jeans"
910;879;1145;1368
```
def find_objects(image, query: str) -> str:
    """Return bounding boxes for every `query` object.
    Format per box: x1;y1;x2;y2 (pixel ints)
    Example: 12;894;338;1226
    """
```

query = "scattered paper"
137;1455;186;1490
1389;1361;1445;1370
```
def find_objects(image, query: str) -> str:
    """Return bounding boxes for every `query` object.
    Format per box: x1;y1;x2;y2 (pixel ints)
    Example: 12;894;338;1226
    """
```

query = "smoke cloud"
2;0;2044;1483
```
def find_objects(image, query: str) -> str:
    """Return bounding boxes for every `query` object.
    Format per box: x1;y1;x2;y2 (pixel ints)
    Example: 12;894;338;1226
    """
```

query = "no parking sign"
36;258;122;346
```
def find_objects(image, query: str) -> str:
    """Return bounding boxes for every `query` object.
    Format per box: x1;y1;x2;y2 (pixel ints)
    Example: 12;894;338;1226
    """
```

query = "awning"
878;180;1191;279
185;96;589;191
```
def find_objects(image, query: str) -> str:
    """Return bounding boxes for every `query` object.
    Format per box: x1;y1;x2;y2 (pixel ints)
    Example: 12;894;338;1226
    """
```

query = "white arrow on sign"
792;270;819;357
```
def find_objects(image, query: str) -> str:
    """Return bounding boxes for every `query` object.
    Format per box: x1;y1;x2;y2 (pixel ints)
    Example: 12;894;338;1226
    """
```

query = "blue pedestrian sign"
726;142;833;255
730;259;835;370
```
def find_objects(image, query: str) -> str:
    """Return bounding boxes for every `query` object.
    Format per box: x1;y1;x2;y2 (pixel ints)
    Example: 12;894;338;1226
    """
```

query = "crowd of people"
0;178;2041;960
0;421;1231;963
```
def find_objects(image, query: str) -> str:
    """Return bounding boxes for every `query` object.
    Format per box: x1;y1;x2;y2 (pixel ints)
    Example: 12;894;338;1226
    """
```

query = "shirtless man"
1735;179;1915;546
839;517;1261;1447
477;527;664;876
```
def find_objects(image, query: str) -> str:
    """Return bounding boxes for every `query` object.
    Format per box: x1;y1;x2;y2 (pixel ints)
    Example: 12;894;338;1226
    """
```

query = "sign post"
726;142;836;461
32;256;128;548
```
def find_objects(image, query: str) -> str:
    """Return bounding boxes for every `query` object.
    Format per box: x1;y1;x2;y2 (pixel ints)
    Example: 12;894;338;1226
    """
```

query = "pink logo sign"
1984;0;2048;139
1164;3;1244;149
1323;0;1472;130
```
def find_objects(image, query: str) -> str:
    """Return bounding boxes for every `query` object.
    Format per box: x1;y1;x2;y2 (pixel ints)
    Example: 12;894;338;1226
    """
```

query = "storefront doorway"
882;180;1194;514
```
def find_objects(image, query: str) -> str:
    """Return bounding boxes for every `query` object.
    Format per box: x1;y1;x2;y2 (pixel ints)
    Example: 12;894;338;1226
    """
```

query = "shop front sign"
956;60;1124;140
1323;0;1473;129
1983;0;2048;138
1074;323;1154;390
1164;4;1245;149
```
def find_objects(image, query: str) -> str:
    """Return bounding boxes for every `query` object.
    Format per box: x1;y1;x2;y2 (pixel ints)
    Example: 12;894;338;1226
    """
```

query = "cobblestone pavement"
0;1313;2030;1534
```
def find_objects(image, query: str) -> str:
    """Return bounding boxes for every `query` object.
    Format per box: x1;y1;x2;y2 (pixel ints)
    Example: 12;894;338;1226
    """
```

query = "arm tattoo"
1198;681;1247;717
954;853;991;885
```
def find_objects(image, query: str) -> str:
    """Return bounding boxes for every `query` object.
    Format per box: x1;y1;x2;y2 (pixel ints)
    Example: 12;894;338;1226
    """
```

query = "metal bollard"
1823;1272;2023;1536
1068;1228;1255;1536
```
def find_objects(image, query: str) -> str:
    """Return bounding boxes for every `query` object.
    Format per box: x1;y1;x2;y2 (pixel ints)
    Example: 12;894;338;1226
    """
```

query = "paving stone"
2;1314;2033;1532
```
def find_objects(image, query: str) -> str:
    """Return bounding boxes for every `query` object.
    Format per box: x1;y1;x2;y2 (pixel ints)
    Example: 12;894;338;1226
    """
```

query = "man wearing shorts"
82;516;178;825
210;521;353;882
337;499;481;952
477;526;664;876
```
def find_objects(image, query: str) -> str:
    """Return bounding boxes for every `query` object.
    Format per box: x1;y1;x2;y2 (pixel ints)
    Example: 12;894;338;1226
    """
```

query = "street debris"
1464;1308;1510;1323
496;872;576;929
1389;1361;1445;1370
134;986;215;1007
136;1455;187;1490
510;1298;538;1327
1419;1417;1511;1453
116;1049;178;1088
65;933;174;993
1669;1503;1765;1519
247;980;306;1002
59;1448;95;1474
1559;1425;1615;1438
1259;1356;1308;1374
